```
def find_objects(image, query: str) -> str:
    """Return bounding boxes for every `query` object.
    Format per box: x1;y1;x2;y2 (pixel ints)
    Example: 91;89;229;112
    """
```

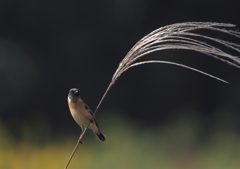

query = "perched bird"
68;88;106;142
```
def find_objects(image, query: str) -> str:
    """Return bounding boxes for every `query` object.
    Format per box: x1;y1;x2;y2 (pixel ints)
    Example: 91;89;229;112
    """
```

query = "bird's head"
68;88;80;103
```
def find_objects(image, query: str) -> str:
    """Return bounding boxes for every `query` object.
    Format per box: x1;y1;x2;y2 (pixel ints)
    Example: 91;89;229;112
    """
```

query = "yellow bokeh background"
1;111;240;169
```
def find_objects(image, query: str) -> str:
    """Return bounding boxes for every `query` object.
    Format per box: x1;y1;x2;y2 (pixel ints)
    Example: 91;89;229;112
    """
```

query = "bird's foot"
78;139;83;144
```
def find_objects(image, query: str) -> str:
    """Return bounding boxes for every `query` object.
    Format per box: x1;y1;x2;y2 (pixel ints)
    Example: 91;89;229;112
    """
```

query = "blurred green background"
0;0;240;169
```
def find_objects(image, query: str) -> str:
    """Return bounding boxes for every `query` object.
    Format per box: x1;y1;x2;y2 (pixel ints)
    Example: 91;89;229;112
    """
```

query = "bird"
67;88;106;142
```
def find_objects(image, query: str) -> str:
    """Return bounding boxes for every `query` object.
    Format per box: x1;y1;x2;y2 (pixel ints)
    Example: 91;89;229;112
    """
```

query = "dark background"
0;0;240;141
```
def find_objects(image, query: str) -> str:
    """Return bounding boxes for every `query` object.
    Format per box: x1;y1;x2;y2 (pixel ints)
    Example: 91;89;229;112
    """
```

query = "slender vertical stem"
64;126;88;169
64;22;240;169
92;82;113;116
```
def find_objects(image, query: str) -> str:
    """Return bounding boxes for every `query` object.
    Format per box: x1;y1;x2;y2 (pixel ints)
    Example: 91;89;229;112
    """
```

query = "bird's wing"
82;100;100;128
82;100;94;116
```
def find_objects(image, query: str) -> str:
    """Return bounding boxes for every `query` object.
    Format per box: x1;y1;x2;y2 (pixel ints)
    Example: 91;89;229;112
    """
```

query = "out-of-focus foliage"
1;111;240;169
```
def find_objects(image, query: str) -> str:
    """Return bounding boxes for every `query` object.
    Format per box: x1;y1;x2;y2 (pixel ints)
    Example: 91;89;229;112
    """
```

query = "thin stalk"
64;126;88;169
64;22;240;169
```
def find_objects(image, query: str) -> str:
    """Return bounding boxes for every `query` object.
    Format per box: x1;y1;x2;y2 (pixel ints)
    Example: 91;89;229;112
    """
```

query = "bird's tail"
95;130;106;142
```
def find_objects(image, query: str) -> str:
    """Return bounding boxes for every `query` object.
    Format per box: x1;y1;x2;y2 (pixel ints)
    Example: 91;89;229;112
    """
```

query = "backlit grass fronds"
96;22;240;117
113;22;240;83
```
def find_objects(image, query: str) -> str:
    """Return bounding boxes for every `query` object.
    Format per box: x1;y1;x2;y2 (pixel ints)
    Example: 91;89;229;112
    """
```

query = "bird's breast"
68;99;92;127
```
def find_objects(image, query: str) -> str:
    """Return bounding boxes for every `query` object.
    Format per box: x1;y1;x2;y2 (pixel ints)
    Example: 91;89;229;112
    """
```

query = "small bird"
68;88;106;142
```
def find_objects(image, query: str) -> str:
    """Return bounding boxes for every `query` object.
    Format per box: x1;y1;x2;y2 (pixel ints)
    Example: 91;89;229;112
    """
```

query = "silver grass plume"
113;22;240;84
82;22;240;126
64;22;240;168
97;22;240;118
